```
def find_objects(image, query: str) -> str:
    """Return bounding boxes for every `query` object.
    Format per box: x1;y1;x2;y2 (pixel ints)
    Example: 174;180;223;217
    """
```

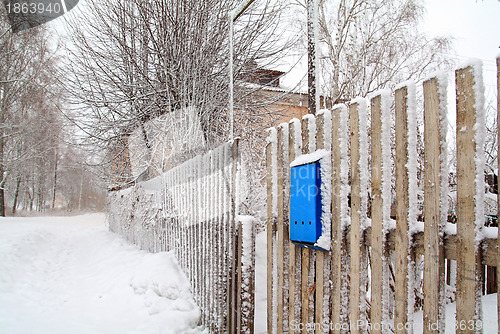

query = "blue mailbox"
289;156;328;251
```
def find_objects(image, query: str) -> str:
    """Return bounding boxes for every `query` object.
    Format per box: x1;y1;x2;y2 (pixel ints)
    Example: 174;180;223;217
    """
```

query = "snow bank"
0;214;205;334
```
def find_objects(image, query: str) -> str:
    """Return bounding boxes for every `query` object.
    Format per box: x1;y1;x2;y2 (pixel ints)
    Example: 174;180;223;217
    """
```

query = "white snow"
289;118;303;158
412;293;497;333
379;89;393;237
289;149;330;168
435;72;450;241
0;214;205;334
351;97;370;231
267;127;278;216
468;60;486;244
302;114;317;151
336;104;350;231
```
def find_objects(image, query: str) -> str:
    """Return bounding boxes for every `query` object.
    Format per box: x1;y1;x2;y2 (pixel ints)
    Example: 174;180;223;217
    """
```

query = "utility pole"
228;0;256;140
307;0;319;115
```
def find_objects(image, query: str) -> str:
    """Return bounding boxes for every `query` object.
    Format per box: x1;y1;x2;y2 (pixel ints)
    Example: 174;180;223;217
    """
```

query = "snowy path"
0;214;205;334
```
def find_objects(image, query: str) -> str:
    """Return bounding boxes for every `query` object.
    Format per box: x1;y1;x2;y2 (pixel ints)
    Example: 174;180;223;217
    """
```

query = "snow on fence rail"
266;58;500;334
108;139;256;334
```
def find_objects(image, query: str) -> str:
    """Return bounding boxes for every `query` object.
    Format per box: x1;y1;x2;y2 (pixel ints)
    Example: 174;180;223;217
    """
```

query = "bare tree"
63;0;294;185
0;7;65;215
314;0;453;103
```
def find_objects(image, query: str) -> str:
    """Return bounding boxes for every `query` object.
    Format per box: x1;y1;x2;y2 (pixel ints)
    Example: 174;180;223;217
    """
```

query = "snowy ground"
0;213;205;334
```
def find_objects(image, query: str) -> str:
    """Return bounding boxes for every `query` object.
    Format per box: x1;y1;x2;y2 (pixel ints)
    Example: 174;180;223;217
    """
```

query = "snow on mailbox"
289;149;331;251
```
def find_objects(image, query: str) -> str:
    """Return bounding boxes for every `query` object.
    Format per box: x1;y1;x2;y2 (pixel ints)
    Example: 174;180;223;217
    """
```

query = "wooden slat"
231;140;240;333
266;133;274;334
349;102;362;334
497;56;500;334
301;115;312;334
288;119;300;331
223;144;231;330
315;112;326;330
394;86;410;333
370;95;384;334
330;106;343;332
455;66;482;334
236;220;243;332
423;77;446;333
277;125;286;333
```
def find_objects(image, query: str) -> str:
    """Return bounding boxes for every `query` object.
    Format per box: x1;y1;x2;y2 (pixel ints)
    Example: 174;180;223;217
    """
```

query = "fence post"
423;77;447;333
455;65;484;334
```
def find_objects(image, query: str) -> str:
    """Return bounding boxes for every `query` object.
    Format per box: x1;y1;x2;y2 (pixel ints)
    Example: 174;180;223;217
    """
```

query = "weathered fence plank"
330;105;344;333
315;111;326;331
301;115;313;333
266;129;275;334
288;119;301;332
394;86;411;333
370;94;384;334
277;124;286;333
455;65;483;334
423;77;447;334
349;101;362;334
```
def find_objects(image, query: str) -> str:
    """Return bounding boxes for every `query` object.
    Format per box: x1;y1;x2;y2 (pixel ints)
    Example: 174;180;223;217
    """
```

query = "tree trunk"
11;175;21;215
51;148;58;209
0;85;6;217
307;0;319;115
78;173;83;211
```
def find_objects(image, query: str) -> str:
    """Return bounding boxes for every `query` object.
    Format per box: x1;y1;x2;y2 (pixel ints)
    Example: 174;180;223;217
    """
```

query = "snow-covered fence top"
108;139;256;334
266;58;500;334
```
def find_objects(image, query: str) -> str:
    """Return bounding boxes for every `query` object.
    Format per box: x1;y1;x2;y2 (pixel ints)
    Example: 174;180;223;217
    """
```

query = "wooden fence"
266;58;500;333
108;139;256;334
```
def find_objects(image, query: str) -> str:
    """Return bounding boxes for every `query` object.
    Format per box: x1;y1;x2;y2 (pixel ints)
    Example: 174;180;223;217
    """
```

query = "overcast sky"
421;0;499;95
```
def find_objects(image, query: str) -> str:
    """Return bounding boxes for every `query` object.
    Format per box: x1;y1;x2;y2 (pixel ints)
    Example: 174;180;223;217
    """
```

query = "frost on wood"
336;104;351;231
238;215;257;334
351;97;370;232
435;72;450;240
470;60;486;244
302;113;317;151
289;118;303;158
374;89;393;325
267;127;278;217
318;109;333;150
